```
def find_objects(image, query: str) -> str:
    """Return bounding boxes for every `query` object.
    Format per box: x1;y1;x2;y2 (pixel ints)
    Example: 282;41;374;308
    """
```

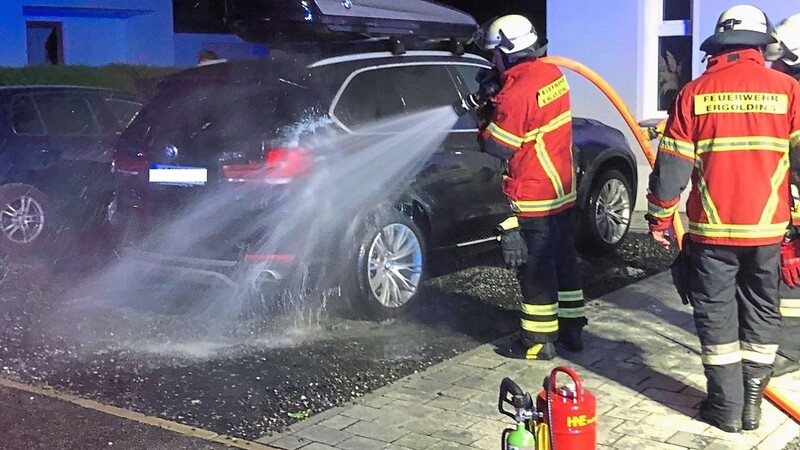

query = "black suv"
0;86;142;257
109;41;637;319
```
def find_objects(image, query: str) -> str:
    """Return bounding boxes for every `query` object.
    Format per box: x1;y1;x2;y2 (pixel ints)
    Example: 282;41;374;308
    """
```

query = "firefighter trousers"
688;242;781;419
517;208;585;346
778;283;800;362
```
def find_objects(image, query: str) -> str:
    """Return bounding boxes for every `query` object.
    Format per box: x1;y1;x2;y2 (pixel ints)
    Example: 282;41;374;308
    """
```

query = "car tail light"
222;147;313;184
112;152;149;175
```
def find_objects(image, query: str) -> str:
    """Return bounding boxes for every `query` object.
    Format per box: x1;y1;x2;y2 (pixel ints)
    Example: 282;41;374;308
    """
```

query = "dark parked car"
0;86;143;257
109;41;637;319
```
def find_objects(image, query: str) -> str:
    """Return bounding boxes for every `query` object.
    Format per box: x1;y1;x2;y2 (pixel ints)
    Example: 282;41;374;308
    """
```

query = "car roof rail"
270;36;470;57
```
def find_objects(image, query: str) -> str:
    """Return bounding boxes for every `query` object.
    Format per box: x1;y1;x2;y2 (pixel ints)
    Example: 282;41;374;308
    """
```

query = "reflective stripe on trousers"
517;208;583;346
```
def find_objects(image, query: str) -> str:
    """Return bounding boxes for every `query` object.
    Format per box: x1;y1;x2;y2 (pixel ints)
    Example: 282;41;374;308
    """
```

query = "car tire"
345;208;427;320
582;169;632;251
0;183;52;258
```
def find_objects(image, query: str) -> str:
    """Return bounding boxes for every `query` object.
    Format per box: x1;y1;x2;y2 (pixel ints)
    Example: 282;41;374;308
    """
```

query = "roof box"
225;0;478;45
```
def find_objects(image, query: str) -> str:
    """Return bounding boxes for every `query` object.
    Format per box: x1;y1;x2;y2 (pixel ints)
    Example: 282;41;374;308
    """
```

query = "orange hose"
540;56;686;245
541;55;798;423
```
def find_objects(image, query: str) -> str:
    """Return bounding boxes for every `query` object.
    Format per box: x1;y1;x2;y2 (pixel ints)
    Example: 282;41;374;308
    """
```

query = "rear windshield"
120;67;317;153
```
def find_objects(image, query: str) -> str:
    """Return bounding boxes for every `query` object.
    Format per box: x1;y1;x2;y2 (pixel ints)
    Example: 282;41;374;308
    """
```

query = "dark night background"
172;0;547;38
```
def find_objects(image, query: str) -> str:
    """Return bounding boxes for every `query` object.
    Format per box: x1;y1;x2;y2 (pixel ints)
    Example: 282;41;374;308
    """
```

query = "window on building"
26;22;63;65
658;35;692;110
642;0;694;116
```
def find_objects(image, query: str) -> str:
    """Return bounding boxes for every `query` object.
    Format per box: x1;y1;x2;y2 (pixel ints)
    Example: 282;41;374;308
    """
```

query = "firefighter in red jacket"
474;15;585;360
765;13;800;378
647;5;800;433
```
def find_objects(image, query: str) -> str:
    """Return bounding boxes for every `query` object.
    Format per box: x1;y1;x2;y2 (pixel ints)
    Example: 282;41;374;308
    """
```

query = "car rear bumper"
120;247;295;289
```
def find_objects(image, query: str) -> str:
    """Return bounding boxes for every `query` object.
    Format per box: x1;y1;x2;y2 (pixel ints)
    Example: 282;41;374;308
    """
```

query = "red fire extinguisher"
537;365;597;450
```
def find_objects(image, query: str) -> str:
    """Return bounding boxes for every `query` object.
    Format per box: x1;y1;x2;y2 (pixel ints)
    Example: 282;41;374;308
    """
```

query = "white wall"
548;0;650;210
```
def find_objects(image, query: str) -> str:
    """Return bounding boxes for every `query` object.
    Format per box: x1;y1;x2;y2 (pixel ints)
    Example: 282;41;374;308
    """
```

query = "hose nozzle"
452;67;502;117
451;92;488;117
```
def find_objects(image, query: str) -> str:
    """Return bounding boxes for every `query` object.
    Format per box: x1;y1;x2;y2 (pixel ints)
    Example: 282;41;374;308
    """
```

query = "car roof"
164;47;489;89
308;50;489;68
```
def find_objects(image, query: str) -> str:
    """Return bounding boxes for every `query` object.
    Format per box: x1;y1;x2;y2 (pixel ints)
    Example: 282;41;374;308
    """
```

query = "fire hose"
540;55;800;424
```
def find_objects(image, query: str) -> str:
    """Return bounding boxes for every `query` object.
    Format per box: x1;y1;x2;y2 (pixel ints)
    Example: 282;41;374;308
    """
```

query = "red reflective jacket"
480;59;575;218
648;49;800;246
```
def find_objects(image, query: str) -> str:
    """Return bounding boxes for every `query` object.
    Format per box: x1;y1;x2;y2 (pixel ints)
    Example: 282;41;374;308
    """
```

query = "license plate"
149;165;207;186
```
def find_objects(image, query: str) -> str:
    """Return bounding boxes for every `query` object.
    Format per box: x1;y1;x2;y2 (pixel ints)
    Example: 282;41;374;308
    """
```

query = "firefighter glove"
500;228;527;268
781;238;800;288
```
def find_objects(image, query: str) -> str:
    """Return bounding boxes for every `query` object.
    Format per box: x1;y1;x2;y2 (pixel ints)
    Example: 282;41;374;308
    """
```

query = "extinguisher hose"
547;384;555;450
540;54;800;425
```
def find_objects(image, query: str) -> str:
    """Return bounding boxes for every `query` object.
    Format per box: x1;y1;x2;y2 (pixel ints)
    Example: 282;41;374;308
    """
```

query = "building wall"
548;0;649;209
0;0;263;67
0;0;175;66
0;0;31;66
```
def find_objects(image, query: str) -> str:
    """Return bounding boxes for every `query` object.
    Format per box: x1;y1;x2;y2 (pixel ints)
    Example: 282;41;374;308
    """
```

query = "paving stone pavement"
257;272;800;450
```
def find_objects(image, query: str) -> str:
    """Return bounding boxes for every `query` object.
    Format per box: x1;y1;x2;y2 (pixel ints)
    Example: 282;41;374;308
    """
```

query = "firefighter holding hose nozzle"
646;4;800;433
459;14;586;361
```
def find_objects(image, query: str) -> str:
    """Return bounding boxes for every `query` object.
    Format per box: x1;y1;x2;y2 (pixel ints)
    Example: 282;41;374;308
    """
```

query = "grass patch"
0;64;180;94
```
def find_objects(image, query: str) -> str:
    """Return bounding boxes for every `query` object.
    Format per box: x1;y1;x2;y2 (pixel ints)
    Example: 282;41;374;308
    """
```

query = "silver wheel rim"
367;223;423;308
1;194;46;244
594;178;631;245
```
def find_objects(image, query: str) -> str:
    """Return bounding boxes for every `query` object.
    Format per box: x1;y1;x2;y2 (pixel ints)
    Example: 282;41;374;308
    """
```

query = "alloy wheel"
1;194;46;244
594;178;631;245
366;223;423;308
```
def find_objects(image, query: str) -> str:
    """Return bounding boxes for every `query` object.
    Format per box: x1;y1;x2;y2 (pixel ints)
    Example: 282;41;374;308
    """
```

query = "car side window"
32;94;100;136
377;65;460;117
334;70;378;127
106;99;143;130
11;95;46;135
451;64;482;94
449;64;491;131
334;64;463;128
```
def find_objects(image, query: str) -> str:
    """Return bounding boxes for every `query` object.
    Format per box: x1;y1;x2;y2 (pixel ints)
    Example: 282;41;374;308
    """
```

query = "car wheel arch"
576;147;637;210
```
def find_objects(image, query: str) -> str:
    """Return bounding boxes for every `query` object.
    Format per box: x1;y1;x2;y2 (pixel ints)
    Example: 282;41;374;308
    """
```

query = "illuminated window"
26;22;63;65
658;35;692;110
642;0;696;118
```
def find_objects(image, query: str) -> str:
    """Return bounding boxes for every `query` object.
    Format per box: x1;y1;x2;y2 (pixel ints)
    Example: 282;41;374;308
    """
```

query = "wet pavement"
258;272;800;450
0;226;798;449
0;384;231;450
0;230;697;449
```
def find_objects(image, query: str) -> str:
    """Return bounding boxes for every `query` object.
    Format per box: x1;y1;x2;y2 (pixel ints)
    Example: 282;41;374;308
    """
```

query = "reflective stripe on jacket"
480;59;575;217
648;49;800;246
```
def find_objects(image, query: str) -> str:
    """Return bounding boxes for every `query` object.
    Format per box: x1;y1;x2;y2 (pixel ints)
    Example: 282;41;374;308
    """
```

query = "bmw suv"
109;39;637;319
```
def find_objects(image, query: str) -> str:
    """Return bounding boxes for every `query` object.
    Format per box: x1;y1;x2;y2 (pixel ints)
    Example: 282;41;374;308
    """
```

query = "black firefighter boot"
742;376;770;431
556;318;587;352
